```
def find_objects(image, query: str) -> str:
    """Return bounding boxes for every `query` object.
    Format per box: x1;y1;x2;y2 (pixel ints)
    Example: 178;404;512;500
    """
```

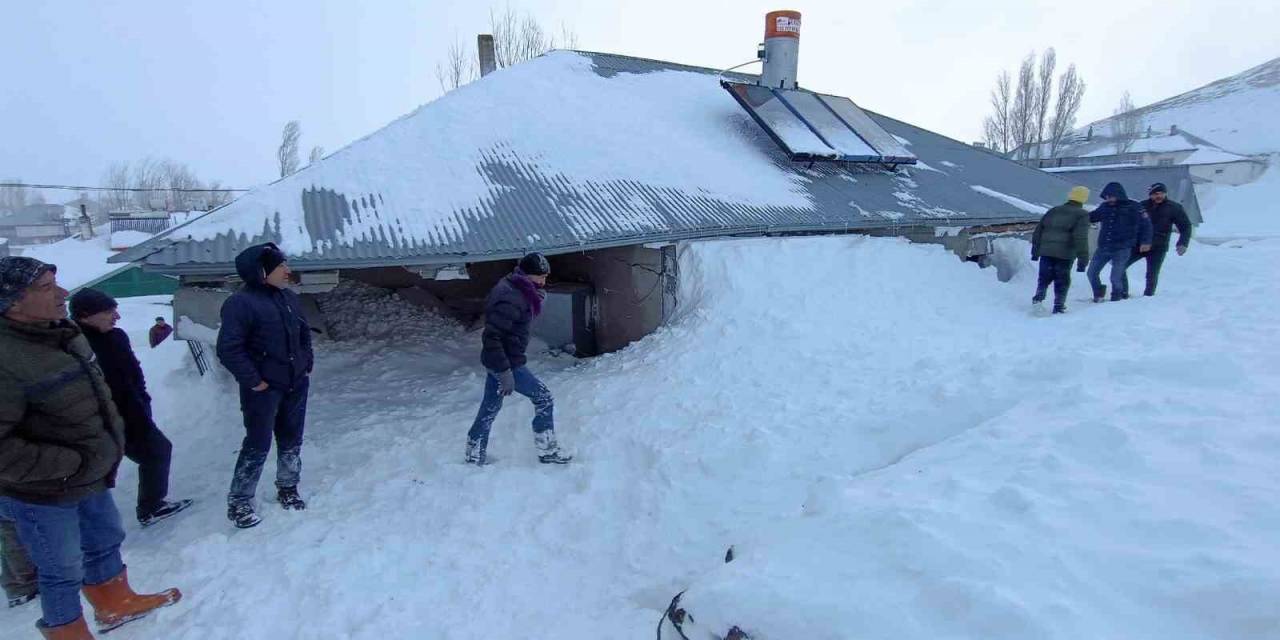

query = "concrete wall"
1190;161;1267;186
551;245;672;354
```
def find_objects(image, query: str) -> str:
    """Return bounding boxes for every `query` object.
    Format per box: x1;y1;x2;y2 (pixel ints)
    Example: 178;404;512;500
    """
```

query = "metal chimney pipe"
477;34;497;77
760;10;801;89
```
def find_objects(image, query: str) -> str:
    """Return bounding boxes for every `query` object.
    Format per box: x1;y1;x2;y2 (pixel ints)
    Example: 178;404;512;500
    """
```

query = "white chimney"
477;34;497;77
759;10;801;89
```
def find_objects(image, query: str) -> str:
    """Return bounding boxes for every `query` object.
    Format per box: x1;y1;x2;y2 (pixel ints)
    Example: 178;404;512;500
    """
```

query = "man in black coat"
1127;182;1193;296
465;252;572;466
69;288;193;527
216;243;314;529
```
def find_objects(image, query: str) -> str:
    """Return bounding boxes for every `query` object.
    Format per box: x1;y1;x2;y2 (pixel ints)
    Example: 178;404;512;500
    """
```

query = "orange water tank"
765;10;801;40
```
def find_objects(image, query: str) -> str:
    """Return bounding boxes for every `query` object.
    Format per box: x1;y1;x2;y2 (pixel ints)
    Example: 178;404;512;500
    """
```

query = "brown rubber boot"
81;567;181;633
36;616;95;639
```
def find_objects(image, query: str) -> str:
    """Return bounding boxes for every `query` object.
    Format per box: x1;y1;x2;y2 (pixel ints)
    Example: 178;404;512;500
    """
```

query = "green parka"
1032;201;1091;262
0;317;124;505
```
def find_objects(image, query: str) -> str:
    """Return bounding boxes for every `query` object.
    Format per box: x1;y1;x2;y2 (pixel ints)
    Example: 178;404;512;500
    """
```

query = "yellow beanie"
1068;186;1090;204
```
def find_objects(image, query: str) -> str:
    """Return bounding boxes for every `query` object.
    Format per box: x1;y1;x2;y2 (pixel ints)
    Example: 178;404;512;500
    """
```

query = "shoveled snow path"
1;236;1276;639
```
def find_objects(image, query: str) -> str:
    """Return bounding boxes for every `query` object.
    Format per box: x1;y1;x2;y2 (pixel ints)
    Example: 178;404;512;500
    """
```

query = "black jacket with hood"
216;243;313;390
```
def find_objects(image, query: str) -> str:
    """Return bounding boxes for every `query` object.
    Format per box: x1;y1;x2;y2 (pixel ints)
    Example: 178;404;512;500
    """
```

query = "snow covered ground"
3;230;1278;638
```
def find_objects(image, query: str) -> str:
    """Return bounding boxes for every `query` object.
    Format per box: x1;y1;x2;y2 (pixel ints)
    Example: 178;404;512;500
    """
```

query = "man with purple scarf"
465;252;572;465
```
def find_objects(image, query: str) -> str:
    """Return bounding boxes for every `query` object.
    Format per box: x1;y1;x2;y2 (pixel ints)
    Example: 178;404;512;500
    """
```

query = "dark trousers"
228;377;309;507
124;419;172;519
467;367;554;455
1;518;38;600
1033;257;1073;308
1126;246;1169;295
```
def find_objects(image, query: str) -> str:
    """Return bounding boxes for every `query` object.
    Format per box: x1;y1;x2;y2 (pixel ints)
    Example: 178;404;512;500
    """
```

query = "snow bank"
314;280;462;341
4;232;1277;639
1197;158;1280;239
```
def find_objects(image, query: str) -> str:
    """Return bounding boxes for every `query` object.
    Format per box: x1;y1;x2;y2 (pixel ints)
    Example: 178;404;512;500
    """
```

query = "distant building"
109;210;172;250
0;204;72;245
1014;126;1268;186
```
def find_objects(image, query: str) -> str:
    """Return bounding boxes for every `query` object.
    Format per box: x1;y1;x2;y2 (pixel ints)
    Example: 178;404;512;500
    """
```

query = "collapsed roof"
113;51;1072;275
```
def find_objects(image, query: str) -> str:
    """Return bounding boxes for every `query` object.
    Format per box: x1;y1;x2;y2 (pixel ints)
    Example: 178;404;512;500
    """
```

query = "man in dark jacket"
1031;186;1092;314
0;257;181;639
1086;182;1154;302
147;317;172;348
1126;182;1193;296
69;289;192;527
465;252;572;466
216;243;314;529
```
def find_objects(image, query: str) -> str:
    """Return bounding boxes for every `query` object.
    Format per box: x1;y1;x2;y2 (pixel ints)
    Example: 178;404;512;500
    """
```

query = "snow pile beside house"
314;280;462;341
4;234;1277;639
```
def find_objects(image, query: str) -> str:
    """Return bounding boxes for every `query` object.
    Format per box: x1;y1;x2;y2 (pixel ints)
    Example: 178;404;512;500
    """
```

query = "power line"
0;182;248;193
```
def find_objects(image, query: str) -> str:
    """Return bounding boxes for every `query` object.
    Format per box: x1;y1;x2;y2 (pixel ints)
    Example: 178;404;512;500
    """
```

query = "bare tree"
278;120;302;178
1032;48;1057;160
982;71;1013;153
0;179;29;210
101;163;134;212
1047;64;1087;159
435;37;477;93
205;180;232;209
1010;53;1039;160
1111;91;1144;155
488;7;574;69
308;146;325;165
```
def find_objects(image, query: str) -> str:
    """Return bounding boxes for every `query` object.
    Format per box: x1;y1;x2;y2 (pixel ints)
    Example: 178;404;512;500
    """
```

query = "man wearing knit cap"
465;252;572;466
1127;182;1193;296
216;243;314;529
0;257;182;638
1031;186;1092;314
69;288;192;527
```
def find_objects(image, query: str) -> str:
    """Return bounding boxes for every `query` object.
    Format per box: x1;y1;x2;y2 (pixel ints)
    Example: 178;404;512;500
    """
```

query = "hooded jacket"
215;244;313;390
1142;197;1193;251
0;317;124;505
480;273;541;372
1091;183;1154;251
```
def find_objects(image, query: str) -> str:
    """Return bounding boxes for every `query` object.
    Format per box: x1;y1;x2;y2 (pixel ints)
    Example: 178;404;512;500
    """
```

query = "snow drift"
3;233;1278;639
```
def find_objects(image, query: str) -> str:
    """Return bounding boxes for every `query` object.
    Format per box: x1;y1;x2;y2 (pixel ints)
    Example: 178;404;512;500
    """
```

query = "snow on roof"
1043;163;1142;173
20;225;124;290
1181;147;1256;166
115;51;1074;273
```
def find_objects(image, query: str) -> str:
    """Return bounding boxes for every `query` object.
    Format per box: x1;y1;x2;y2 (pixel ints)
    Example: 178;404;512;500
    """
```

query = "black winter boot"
465;438;488;465
277;486;306;511
1092;285;1107;303
139;499;194;527
227;502;261;529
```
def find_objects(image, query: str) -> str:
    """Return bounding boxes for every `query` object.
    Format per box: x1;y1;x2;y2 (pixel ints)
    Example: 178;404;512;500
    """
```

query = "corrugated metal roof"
114;51;1074;275
1043;165;1204;224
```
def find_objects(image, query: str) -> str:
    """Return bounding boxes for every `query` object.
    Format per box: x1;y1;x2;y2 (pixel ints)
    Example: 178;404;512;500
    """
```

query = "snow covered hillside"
3;234;1278;639
1197;157;1280;240
1084;56;1280;155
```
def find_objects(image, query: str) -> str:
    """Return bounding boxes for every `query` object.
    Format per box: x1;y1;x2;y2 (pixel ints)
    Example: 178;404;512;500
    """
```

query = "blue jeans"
229;377;309;507
1087;246;1133;298
466;367;554;454
0;491;126;627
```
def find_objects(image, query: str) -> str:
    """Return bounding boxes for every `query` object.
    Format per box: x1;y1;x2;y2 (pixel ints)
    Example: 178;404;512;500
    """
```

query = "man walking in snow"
216;243;314;529
465;252;572;466
1127;182;1193;296
1087;182;1153;302
0;256;182;639
147;317;172;348
69;289;192;527
1031;186;1092;314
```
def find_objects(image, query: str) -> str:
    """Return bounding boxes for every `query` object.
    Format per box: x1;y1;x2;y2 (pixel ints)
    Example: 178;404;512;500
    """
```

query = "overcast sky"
3;0;1277;193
